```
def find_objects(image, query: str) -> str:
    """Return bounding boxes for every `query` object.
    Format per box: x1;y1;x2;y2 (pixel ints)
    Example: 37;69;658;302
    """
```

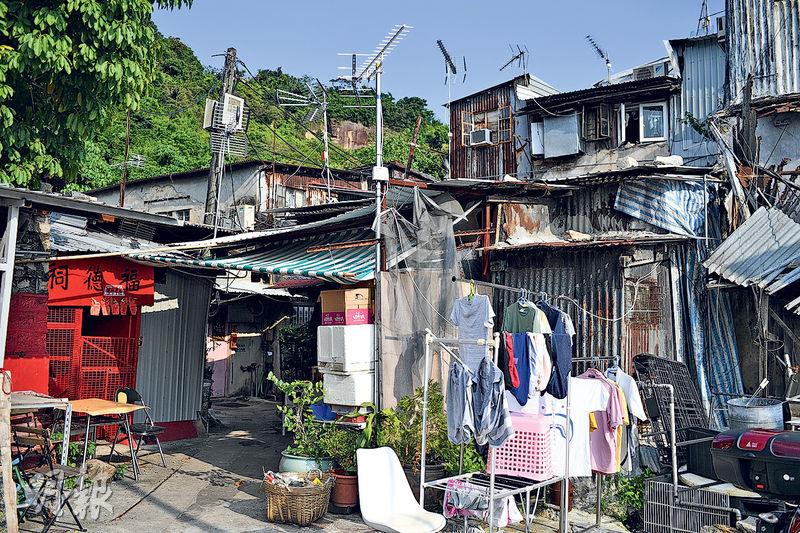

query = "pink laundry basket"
487;412;552;481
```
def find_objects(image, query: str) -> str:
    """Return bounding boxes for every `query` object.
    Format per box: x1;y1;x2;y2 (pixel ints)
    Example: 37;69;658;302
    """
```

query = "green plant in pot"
377;382;485;510
322;403;379;512
269;372;334;472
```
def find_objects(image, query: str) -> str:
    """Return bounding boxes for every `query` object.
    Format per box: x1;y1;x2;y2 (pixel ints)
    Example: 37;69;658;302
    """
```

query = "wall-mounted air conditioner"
469;129;492;146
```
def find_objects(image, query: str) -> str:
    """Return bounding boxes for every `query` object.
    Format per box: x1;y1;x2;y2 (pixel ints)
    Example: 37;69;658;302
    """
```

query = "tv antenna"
277;79;335;202
499;44;529;74
337;23;412;304
586;35;612;84
697;0;711;36
436;39;465;178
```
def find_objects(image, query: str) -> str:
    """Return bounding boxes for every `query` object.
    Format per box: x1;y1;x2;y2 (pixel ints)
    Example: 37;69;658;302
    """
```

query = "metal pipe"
419;329;432;508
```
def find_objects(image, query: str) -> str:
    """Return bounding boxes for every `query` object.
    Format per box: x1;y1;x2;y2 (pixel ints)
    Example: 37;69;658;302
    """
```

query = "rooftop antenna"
499;44;529;75
277;79;335;202
436;39;460;178
337;23;412;327
697;0;711;36
462;55;468;84
586;35;612;84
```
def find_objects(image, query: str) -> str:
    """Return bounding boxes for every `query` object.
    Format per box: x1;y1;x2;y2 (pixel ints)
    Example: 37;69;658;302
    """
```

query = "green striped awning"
133;229;376;284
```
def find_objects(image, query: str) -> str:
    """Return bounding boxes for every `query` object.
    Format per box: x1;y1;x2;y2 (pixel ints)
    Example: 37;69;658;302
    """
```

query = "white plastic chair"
357;447;447;533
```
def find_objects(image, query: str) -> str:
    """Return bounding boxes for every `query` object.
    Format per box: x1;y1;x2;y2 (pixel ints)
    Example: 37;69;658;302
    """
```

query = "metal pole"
119;107;131;207
561;380;571;533
373;62;383;410
418;329;433;508
321;93;333;202
0;204;20;366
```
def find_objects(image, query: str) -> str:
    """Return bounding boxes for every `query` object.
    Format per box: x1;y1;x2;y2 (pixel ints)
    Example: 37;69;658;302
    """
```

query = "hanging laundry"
450;295;495;374
538;300;575;400
501;301;552;334
472;358;514;447
447;359;475;445
578;368;624;475
526;332;552;394
506;333;530;406
497;332;520;389
539;376;607;477
606;366;647;473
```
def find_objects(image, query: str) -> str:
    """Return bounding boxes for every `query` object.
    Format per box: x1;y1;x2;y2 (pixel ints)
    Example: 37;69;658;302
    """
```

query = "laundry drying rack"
418;329;572;533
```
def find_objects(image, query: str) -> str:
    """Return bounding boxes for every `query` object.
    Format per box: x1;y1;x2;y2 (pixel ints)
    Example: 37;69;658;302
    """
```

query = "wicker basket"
263;470;334;526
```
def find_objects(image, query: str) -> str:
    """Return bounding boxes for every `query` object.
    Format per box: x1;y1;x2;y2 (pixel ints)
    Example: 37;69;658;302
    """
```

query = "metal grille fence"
644;480;731;533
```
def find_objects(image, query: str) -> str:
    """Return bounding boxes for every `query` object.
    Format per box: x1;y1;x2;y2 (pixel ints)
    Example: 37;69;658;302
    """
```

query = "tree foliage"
0;0;192;187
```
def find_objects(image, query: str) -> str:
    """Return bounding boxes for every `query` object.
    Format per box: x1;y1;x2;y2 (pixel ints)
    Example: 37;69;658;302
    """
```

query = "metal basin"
727;397;785;431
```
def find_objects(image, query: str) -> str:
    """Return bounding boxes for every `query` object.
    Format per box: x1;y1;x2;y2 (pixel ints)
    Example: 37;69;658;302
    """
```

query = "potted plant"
322;403;379;512
323;428;360;510
269;372;334;472
376;382;485;510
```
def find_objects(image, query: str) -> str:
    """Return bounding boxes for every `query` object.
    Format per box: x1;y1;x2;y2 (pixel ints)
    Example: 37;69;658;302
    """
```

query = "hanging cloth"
450;295;495;375
538;300;575;400
497;332;521;389
472;358;514;447
447;359;475;445
578;368;624;475
501;301;552;334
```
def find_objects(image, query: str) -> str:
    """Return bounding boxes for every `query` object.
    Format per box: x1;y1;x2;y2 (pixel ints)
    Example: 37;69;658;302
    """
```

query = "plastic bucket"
727;397;785;431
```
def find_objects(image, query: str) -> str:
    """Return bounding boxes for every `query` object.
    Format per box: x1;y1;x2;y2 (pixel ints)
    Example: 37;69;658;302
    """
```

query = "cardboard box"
320;288;373;326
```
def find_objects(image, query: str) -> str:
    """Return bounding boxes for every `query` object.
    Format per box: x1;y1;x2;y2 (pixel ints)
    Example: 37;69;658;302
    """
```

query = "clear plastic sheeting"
379;188;461;407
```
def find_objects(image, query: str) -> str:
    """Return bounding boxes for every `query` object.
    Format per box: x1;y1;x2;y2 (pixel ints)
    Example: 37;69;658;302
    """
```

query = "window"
158;209;191;221
639;102;668;142
460;106;512;146
583;105;611;141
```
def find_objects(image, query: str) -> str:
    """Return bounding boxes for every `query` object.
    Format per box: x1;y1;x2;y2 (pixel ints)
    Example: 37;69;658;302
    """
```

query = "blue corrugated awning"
132;229;376;284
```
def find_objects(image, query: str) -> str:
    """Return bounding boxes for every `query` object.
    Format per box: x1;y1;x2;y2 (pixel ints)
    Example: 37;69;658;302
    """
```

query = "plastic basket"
487;412;552;481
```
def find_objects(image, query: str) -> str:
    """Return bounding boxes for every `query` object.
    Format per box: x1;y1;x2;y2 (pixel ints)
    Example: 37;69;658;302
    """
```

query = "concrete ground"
19;398;628;533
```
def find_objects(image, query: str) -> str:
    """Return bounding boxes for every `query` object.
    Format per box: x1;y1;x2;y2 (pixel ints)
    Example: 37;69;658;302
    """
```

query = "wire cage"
644;479;732;533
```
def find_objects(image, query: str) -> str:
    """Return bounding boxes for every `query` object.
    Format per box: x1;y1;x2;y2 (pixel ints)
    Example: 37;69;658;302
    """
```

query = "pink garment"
578;368;623;474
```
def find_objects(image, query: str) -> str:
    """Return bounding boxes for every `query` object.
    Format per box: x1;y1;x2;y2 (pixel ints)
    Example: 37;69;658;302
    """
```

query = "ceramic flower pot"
278;450;334;473
331;471;359;510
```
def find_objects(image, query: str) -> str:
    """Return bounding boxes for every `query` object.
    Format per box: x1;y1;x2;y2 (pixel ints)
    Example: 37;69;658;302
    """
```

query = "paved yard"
18;398;627;533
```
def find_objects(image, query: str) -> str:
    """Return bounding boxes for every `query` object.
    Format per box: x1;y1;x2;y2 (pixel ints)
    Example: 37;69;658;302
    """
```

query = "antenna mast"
436;39;459;179
586;35;612;84
277;79;334;202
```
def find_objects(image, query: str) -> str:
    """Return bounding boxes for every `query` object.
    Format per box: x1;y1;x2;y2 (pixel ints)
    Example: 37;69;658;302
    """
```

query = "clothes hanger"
607;356;620;378
467;279;476;302
517;288;528;306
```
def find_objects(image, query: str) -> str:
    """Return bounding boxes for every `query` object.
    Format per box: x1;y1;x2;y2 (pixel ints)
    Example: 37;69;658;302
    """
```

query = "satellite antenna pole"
277;79;334;201
586;35;612;84
339;24;411;409
436;39;458;178
204;47;238;233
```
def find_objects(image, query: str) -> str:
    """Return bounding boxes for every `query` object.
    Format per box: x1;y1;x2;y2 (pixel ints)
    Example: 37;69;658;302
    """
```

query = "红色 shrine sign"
47;258;155;307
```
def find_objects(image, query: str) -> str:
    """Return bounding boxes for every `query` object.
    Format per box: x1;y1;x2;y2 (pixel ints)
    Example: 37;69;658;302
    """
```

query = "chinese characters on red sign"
47;258;154;307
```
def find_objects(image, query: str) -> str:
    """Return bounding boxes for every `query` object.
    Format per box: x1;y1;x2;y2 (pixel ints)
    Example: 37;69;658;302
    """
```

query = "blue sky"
154;0;725;120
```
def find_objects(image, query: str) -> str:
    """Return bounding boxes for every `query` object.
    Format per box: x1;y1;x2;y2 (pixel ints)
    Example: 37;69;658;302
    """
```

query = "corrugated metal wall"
137;270;212;423
670;37;726;166
490;248;624;365
727;0;800;102
449;83;518;180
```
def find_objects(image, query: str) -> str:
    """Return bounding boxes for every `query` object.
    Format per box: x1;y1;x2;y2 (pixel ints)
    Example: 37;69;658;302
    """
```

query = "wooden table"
70;399;146;480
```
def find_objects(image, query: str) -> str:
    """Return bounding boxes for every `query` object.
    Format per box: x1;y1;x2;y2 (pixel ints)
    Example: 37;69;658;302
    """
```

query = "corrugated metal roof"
50;213;165;253
704;206;800;295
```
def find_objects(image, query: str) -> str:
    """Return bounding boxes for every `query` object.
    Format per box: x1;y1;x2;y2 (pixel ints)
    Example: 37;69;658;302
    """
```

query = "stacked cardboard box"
317;289;375;406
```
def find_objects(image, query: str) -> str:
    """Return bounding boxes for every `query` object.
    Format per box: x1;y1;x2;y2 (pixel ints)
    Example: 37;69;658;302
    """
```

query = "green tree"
0;0;192;187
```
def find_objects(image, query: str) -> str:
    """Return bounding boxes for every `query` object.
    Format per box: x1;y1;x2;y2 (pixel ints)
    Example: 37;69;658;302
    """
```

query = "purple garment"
578;368;624;475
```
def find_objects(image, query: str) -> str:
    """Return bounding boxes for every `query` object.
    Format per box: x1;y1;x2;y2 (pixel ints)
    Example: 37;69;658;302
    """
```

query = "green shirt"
501;302;553;334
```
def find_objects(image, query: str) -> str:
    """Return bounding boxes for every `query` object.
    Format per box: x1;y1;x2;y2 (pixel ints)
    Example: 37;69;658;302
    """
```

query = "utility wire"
236;62;368;170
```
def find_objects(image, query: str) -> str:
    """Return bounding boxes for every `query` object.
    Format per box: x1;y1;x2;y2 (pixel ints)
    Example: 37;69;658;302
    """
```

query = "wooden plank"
0;371;18;532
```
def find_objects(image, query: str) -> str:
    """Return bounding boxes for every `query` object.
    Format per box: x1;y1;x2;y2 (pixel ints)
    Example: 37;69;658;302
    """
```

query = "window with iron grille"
461;106;512;146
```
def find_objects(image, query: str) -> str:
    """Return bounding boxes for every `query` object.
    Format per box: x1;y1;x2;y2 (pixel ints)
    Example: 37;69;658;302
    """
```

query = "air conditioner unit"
234;205;255;231
469;128;492;146
633;62;670;81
